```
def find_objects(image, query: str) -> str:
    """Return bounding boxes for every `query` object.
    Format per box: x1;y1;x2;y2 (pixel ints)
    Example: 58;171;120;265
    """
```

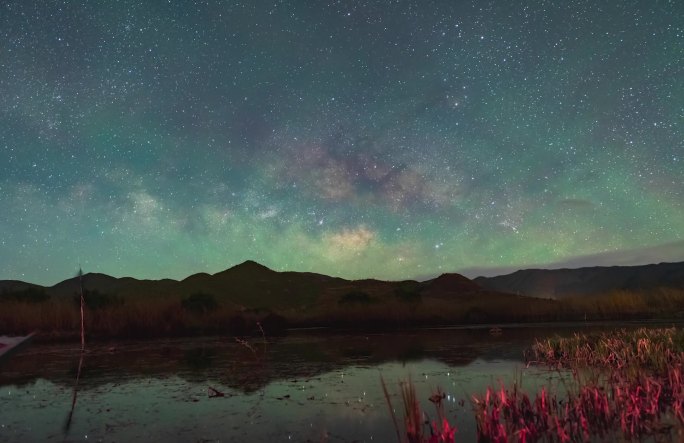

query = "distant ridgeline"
2;260;682;303
1;260;684;337
0;260;553;329
474;262;684;299
0;260;494;309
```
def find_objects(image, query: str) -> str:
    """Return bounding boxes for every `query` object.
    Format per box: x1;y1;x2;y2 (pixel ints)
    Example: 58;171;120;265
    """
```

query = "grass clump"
381;376;456;443
527;327;684;372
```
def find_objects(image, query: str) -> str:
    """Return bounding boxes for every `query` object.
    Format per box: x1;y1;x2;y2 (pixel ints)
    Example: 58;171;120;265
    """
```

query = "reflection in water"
0;328;533;391
183;347;217;371
0;325;640;442
63;350;85;434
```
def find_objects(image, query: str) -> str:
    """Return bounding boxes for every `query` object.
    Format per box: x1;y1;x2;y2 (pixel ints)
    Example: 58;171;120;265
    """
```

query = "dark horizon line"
3;257;684;289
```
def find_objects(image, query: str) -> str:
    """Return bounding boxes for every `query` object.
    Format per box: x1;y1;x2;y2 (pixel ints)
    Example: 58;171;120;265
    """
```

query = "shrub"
394;287;422;303
181;292;218;313
338;291;374;305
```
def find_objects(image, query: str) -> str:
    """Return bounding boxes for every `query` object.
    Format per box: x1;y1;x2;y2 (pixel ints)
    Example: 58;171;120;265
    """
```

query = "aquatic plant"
474;327;684;442
381;376;457;443
526;327;684;372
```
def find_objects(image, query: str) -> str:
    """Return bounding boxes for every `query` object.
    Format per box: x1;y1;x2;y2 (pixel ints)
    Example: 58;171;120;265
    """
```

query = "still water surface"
0;323;659;442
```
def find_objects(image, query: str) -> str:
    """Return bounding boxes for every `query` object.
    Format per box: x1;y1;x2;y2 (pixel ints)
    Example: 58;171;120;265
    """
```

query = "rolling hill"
2;260;532;313
6;260;684;336
474;261;684;299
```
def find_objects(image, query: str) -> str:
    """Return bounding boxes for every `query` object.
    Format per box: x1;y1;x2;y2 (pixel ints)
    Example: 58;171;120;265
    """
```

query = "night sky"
1;1;682;285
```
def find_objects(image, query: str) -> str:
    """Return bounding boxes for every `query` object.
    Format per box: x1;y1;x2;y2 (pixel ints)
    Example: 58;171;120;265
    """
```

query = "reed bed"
560;288;684;320
381;376;457;443
0;298;284;339
473;327;684;442
3;287;684;340
473;376;683;441
527;327;684;372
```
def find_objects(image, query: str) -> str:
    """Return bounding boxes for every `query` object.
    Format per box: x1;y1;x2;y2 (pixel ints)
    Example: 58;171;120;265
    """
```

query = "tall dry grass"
0;297;281;340
381;375;456;443
2;287;684;341
285;294;561;329
561;287;684;320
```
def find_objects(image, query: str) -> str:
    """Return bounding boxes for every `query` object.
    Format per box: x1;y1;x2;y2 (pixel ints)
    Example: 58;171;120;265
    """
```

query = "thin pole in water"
64;266;87;434
78;266;85;351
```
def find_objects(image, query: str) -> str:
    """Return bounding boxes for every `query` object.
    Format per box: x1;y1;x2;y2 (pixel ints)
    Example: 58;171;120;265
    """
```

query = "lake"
0;322;671;442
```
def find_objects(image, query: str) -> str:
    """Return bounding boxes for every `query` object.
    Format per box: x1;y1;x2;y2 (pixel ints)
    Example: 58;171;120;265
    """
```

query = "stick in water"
65;266;87;434
78;266;85;351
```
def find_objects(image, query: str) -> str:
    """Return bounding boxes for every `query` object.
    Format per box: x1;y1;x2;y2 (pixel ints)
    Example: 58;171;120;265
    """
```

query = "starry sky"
1;1;683;285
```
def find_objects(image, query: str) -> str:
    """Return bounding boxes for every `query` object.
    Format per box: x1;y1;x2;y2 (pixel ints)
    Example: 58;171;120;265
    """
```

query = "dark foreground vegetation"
475;327;684;442
385;327;684;442
1;286;684;341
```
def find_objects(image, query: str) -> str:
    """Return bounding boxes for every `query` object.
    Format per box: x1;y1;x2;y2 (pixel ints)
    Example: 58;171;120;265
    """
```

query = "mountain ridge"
3;260;683;305
0;260;503;310
474;261;684;299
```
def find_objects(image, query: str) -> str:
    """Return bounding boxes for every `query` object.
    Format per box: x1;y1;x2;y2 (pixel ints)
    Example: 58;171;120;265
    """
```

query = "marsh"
1;323;666;442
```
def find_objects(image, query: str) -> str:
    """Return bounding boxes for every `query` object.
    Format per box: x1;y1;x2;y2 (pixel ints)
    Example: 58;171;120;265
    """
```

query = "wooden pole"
78;267;85;351
64;266;87;435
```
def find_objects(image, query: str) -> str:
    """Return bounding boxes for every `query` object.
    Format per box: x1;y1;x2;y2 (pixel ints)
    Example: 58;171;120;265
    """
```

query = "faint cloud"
557;198;595;211
55;183;96;215
116;190;168;233
69;183;95;202
102;167;144;187
549;240;684;268
130;191;161;217
202;205;232;231
257;206;279;220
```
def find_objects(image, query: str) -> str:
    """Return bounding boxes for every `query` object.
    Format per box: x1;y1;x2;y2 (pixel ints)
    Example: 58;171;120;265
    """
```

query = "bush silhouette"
394;287;422;303
181;292;218;313
0;287;49;303
73;289;123;310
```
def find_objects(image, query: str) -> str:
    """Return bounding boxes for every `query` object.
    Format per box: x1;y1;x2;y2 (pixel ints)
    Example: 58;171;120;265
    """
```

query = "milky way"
1;1;682;285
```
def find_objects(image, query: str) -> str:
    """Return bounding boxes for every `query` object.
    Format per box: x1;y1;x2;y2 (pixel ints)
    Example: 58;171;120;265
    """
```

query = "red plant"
381;376;457;443
475;328;684;442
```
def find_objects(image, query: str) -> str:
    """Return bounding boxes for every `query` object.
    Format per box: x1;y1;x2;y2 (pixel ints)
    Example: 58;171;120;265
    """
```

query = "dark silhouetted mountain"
474;261;684;299
49;273;178;298
0;280;42;293
50;273;129;297
422;273;481;298
0;261;523;310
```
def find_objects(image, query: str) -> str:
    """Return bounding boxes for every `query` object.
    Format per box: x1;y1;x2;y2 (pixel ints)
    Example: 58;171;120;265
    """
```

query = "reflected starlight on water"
0;326;605;442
